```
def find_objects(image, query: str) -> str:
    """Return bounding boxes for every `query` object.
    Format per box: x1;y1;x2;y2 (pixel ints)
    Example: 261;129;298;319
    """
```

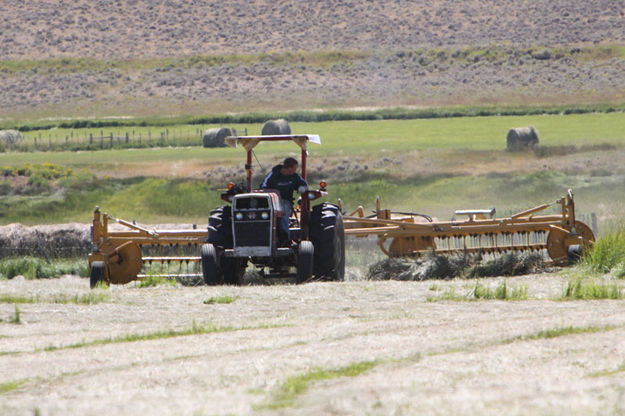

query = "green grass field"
0;112;623;228
4;112;625;165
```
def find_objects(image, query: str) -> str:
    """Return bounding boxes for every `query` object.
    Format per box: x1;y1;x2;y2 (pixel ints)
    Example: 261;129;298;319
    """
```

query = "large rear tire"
208;205;233;247
310;203;346;281
296;241;314;284
222;258;247;285
201;243;220;285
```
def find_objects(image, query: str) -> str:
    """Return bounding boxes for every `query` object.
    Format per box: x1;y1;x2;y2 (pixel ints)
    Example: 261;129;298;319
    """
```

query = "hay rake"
343;189;594;265
88;208;207;286
88;188;594;287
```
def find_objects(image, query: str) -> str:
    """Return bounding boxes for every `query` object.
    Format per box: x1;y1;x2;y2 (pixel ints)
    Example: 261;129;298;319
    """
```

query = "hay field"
2;276;625;415
2;2;625;413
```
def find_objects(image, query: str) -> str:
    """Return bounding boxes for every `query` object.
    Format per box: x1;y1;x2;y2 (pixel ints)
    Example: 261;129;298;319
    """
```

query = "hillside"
2;0;624;60
1;1;625;118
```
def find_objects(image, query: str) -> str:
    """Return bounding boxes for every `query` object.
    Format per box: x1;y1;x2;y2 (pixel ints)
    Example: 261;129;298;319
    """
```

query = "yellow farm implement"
89;188;594;287
343;189;594;265
88;209;208;286
86;133;595;287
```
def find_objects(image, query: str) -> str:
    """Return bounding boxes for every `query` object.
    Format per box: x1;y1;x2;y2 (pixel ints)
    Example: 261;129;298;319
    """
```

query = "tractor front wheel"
201;243;220;285
296;241;314;284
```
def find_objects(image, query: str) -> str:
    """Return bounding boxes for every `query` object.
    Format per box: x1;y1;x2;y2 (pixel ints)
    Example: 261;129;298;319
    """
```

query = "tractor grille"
234;221;271;247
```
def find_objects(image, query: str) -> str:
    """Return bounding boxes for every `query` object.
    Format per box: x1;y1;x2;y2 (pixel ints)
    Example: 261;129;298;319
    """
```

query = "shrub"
27;173;51;193
0;180;12;195
582;226;625;275
137;274;176;288
562;277;625;300
0;257;87;279
0;257;43;279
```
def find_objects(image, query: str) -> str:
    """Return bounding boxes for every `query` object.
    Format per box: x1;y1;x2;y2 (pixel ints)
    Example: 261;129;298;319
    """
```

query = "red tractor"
200;134;345;284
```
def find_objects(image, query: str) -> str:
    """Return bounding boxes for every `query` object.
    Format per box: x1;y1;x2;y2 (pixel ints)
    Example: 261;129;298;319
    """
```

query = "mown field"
3;1;625;414
1;99;625;416
2;270;625;415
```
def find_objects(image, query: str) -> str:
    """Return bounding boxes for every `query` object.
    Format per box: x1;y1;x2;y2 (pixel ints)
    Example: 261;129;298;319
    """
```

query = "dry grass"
3;276;625;414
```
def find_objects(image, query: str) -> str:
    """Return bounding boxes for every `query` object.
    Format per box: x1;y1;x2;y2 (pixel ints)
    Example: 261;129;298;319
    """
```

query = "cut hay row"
0;223;91;258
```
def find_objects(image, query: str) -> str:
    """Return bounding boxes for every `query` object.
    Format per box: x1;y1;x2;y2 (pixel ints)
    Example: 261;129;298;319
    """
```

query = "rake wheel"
547;221;595;265
98;240;143;284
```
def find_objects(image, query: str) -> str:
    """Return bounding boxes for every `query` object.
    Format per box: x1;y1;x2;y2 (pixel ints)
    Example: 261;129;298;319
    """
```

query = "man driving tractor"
261;157;307;243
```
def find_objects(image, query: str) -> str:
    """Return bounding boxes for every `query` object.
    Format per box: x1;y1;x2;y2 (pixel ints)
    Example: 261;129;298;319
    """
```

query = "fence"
4;127;235;152
36;128;202;151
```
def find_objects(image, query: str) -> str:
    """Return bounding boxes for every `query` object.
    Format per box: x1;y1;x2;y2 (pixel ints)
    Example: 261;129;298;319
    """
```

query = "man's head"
281;157;298;175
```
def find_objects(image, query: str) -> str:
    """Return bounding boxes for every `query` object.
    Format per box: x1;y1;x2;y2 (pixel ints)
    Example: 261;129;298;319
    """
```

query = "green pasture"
3;112;625;168
0;112;623;228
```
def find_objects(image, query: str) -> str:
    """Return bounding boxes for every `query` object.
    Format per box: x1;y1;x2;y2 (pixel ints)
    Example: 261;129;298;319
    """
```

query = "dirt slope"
2;0;624;60
2;1;625;116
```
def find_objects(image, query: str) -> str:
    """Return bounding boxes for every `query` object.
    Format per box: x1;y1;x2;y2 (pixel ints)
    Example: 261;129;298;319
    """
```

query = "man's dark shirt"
261;164;307;203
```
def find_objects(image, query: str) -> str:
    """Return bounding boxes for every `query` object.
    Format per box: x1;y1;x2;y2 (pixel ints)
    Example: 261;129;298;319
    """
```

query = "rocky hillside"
1;0;625;117
3;0;624;59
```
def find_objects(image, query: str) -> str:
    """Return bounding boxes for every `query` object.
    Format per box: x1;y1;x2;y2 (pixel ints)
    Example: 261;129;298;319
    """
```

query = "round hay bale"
506;126;539;151
261;119;291;135
0;130;23;145
202;127;231;148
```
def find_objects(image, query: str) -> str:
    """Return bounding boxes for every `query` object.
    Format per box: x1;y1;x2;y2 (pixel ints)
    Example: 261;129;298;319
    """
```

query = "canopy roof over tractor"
225;134;321;152
224;134;321;189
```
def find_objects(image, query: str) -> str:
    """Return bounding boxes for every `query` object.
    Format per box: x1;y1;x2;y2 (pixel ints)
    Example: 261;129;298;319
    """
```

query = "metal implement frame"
88;207;209;284
343;189;595;265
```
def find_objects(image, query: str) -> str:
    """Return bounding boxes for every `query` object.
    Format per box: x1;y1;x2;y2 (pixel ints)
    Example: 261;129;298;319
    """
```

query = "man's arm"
296;174;307;189
261;171;274;189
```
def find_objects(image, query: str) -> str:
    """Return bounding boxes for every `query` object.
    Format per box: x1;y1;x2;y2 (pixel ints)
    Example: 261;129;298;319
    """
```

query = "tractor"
200;134;345;284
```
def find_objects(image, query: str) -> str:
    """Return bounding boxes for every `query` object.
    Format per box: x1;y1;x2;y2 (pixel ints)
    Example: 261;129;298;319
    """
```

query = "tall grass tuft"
204;296;239;305
562;277;625;300
137;274;176;288
0;258;87;279
11;304;21;324
428;280;528;301
582;225;625;276
0;292;109;305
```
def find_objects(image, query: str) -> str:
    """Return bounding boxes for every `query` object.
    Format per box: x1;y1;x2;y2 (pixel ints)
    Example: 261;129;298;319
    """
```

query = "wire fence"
3;127;213;152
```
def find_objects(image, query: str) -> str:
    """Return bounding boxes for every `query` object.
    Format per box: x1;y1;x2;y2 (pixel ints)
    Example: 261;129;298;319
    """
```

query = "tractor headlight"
308;191;317;200
235;212;243;220
261;212;269;220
